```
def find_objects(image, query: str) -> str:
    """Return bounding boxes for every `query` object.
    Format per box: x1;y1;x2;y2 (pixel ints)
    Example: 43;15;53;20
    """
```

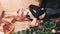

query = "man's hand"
30;18;37;27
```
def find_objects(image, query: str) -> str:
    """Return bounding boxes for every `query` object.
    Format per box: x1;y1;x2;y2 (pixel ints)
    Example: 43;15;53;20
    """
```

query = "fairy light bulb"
52;29;56;34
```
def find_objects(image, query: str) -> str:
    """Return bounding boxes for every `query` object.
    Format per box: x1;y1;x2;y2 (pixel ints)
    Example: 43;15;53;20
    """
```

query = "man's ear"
39;12;45;19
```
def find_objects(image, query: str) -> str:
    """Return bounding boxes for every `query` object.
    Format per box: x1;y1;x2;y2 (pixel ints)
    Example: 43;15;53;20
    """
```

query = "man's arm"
30;18;37;26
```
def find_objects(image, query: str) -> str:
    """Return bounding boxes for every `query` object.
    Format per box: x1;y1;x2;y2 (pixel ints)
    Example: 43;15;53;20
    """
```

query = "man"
16;0;60;27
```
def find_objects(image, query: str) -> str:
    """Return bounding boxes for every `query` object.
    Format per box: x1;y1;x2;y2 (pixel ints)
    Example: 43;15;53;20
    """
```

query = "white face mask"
17;8;35;20
25;9;35;19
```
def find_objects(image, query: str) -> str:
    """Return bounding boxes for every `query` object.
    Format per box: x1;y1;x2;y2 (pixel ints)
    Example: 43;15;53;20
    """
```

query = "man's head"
29;4;45;20
17;4;45;21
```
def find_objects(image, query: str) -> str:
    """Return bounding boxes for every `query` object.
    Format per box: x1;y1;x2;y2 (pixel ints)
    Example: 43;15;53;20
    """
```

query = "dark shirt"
45;8;60;19
40;0;60;19
40;0;60;8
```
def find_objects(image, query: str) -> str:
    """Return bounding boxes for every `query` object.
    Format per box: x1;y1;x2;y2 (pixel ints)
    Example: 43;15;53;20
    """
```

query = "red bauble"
29;25;33;29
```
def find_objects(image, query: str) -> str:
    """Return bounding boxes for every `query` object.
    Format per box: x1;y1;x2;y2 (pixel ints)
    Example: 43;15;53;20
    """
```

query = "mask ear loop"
26;12;33;21
17;9;20;15
17;8;23;15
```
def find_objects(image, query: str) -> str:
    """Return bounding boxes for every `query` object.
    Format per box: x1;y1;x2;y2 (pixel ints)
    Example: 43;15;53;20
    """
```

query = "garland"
13;20;57;34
